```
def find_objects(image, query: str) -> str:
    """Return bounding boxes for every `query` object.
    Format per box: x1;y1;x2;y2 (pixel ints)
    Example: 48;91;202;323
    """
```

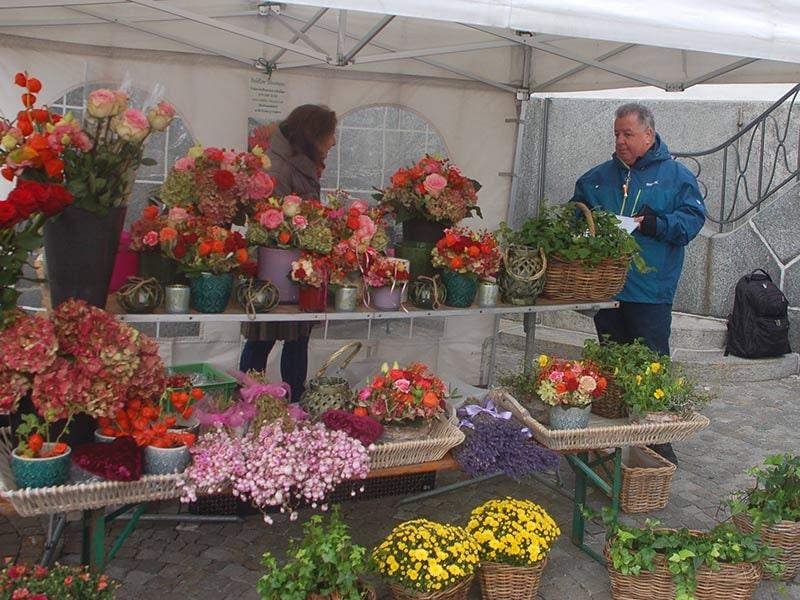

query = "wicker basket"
605;537;762;600
492;390;709;452
300;341;362;418
592;446;676;513
591;376;628;419
733;512;800;581
477;559;546;600
497;245;547;306
369;408;465;470
389;574;473;600
541;202;631;302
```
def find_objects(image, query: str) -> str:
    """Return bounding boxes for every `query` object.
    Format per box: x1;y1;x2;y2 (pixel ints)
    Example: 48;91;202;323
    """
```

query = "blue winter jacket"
572;134;705;304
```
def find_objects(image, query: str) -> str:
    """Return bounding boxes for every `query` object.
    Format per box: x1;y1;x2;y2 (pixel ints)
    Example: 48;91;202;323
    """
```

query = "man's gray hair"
615;103;655;131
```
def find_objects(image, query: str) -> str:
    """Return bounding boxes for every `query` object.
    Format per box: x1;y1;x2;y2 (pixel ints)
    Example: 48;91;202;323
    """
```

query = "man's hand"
634;214;658;236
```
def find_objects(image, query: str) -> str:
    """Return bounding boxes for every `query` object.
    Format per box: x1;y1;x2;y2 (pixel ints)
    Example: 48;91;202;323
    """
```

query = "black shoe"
647;443;678;467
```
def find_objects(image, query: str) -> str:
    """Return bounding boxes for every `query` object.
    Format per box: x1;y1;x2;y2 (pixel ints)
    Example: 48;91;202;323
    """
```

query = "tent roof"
1;0;800;93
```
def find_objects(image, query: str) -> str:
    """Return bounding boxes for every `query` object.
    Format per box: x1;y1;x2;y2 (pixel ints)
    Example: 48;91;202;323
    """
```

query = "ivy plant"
728;454;800;527
257;507;368;600
607;518;782;600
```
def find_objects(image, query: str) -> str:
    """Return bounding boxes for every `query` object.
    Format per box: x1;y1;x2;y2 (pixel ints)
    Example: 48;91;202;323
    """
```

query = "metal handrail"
673;82;800;233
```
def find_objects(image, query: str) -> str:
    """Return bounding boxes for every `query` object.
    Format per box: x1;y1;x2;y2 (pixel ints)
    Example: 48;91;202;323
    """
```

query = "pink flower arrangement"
535;355;607;408
430;226;502;279
355;361;449;423
178;422;370;522
376;154;481;225
160;144;273;226
0;300;167;422
290;253;330;288
363;253;410;289
247;196;332;251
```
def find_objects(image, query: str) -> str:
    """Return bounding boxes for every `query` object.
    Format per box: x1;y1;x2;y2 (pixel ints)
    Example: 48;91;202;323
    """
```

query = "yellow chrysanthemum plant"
466;498;560;567
371;518;481;594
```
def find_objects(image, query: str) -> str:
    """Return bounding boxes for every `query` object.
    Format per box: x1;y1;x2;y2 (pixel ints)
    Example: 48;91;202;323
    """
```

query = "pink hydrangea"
0;315;57;374
241;170;274;200
0;367;30;415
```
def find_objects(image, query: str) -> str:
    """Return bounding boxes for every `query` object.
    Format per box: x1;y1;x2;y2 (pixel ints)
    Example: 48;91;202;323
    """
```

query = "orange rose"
278;230;291;244
211;239;225;253
353;407;368;417
449;256;463;269
467;245;480;257
44;158;64;178
555;383;567;394
159;227;178;242
143;205;159;220
197;242;211;257
235;248;249;264
422;391;440;408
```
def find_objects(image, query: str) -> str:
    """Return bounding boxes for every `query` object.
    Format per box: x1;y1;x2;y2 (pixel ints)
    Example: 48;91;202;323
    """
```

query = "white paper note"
615;215;639;234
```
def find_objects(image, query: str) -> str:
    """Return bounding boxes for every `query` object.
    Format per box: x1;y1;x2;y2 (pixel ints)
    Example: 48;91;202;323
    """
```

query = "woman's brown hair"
283;104;337;167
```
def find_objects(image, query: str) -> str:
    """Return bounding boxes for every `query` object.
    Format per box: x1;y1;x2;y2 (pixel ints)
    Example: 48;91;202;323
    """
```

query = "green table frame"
81;504;148;571
565;449;623;565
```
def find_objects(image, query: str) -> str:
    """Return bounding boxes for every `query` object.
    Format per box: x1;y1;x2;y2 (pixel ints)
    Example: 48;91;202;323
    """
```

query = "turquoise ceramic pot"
189;272;234;313
12;444;72;489
441;270;479;307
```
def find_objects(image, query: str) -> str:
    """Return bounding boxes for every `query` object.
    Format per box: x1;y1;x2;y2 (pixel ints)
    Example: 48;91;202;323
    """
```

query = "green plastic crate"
167;363;238;401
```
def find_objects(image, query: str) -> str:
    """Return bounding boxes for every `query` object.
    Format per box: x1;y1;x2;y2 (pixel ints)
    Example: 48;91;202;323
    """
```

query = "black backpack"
725;269;791;358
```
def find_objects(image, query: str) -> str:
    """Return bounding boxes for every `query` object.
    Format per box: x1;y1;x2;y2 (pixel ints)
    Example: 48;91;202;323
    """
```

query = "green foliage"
257;507;367;600
498;203;647;271
582;337;661;378
497;367;539;403
0;560;117;599
0;213;45;328
729;454;800;527
607;519;782;600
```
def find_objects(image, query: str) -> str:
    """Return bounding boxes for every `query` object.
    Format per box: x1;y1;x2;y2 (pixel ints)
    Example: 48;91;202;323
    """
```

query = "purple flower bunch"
178;422;370;522
454;410;559;480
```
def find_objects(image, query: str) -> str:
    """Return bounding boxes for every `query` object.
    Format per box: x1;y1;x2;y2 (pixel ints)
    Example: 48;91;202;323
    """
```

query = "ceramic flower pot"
298;285;327;312
395;240;437;279
257;247;301;304
12;444;72;489
189;272;234;313
401;217;446;243
548;404;591;430
94;430;115;443
143;444;191;475
370;285;403;311
441;270;479;307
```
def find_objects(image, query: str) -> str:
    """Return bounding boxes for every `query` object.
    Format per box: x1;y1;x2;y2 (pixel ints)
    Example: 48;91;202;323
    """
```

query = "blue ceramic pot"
441;270;479;308
548;405;592;430
189;272;234;313
12;444;72;489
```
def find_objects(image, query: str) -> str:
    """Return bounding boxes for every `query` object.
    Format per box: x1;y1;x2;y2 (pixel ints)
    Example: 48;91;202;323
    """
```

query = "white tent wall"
0;34;516;385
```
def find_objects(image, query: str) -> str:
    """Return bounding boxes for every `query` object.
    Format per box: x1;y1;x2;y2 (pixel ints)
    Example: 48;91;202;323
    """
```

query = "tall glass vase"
43;204;126;309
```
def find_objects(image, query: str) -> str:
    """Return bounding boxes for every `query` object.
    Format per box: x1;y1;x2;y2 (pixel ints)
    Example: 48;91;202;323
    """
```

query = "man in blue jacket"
572;103;706;464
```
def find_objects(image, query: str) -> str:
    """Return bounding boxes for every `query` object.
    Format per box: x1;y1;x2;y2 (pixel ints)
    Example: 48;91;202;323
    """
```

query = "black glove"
635;205;658;237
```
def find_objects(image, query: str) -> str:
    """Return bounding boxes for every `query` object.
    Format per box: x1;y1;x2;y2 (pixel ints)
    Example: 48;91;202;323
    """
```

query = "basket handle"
315;341;362;379
501;245;548;283
570;201;596;237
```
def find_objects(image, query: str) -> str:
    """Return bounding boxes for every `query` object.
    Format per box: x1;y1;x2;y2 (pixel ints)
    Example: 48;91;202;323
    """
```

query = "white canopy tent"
2;0;800;383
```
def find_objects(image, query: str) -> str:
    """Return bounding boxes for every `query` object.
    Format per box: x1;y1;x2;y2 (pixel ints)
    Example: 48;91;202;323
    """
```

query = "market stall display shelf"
368;410;465;470
492;391;709;451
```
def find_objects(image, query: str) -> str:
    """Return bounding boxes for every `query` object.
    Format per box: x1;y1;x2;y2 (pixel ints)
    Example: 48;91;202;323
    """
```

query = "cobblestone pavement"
1;349;799;599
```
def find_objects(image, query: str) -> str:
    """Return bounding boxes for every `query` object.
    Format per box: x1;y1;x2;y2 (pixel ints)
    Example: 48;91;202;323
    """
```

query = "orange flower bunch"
431;226;502;279
354;361;449;423
172;219;254;276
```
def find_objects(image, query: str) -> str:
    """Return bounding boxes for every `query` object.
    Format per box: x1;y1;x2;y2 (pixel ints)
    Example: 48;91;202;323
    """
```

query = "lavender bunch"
454;412;559;480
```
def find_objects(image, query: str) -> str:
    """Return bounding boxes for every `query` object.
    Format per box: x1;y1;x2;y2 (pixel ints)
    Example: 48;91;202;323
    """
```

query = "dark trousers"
594;302;678;465
239;337;310;404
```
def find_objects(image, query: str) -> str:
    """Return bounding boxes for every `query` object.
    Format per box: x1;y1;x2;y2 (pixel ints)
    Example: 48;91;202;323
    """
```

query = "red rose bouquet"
431;226;502;279
171;220;254;276
355;361;449;423
375;154;481;225
247;195;333;253
290;253;330;288
160;144;273;226
535;355;607;408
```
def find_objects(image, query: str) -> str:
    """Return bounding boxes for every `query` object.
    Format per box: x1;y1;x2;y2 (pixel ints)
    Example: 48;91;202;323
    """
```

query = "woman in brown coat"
240;105;337;402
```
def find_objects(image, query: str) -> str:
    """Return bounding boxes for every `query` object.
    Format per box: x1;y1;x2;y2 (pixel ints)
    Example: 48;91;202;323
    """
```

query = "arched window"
320;105;447;200
50;83;194;226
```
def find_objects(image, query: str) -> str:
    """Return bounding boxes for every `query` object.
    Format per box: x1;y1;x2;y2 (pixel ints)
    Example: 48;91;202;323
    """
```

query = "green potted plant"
605;518;781;600
729;453;800;581
257;507;375;600
619;358;711;422
0;559;118;599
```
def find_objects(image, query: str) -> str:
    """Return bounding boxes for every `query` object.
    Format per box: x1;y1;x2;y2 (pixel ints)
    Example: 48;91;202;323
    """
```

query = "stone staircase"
497;310;799;382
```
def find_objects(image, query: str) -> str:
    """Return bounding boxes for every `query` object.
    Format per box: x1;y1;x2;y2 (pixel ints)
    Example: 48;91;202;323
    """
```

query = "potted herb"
606;519;781;600
258;507;375;600
729;453;800;581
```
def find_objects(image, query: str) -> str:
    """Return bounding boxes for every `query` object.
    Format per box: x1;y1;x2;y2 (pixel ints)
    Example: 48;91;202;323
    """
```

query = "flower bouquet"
247;195;332;252
363;254;410;310
467;498;560;600
290;252;330;312
535;355;606;429
0;73;79;325
160;144;272;226
178;421;370;523
431;226;502;307
375;154;482;228
371;518;481;599
0;559;118;599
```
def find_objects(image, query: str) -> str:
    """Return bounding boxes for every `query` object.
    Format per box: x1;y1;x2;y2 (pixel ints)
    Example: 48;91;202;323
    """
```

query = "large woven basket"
605;538;762;600
389;574;473;600
492;391;709;451
477;559;546;600
591;376;628;419
300;341;362;418
541;202;631;302
733;512;800;581
592;446;676;513
497;245;547;306
369;408;465;470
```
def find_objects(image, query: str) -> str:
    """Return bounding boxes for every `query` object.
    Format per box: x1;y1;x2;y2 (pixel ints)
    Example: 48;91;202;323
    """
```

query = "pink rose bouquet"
375;154;482;225
160;144;273;226
535;355;607;408
247;196;333;252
